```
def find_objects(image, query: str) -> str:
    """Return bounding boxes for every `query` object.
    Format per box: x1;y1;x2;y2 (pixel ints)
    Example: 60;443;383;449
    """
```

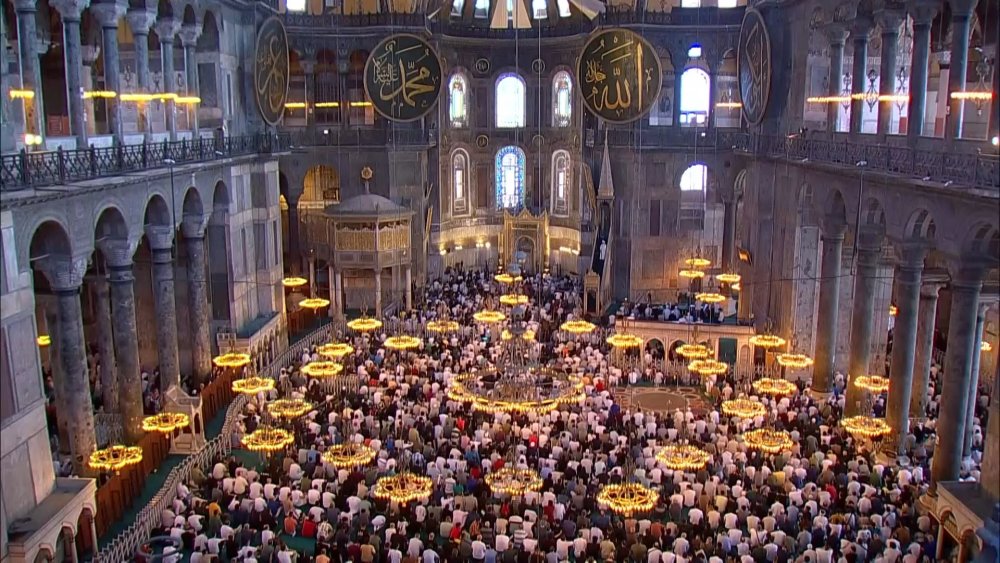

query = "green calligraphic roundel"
577;29;661;124
364;34;443;122
738;8;772;125
254;16;290;126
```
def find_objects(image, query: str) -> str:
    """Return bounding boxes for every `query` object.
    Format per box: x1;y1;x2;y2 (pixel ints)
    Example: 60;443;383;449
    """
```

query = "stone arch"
645;337;665;360
861;196;887;228
212;180;230;211
302;164;340;203
733;167;748;196
962;222;1000;260
182;186;204;221
93;205;130;242
181;3;197;26
904;208;937;242
143;193;172;227
667;339;686;361
823;188;849;228
33;545;54;563
29;220;73;261
198;10;219;51
156;0;174;19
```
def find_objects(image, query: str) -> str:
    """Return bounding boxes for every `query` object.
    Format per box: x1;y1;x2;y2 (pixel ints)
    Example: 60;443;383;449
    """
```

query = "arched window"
496;146;526;209
679;164;708;192
451;0;464;16
287;0;306;11
532;0;547;18
551;150;571;215
474;0;488;17
679;68;711;126
552;71;572;127
496;74;526;127
717;0;737;7
449;74;468;127
452;150;469;214
680;0;700;6
556;0;570;16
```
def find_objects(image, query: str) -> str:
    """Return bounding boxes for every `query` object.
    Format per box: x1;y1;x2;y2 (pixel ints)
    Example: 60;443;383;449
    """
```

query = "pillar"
183;221;212;387
92;1;126;144
90;274;118;414
51;0;89;148
41;257;96;477
708;66;719;128
80;46;98;137
849;16;872;135
910;280;942;418
962;303;988;458
179;24;201;138
334;269;343;317
286;196;301;272
812;224;845;395
845;240;882;416
883;244;925;456
146;225;180;389
876;9;904;135
944;0;979;141
906;2;937;140
405;266;413;311
101;239;144;444
301;58;316;128
824;25;849;132
328;264;337;318
126;8;155;142
374;269;382;315
930;261;986;488
309;256;317;293
13;0;44;138
155;17;180;141
672;53;685;128
42;299;71;454
721;198;736;271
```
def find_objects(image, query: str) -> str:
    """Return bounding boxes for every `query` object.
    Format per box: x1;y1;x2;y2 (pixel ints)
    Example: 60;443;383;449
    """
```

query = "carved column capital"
907;0;938;25
895;240;929;270
90;1;127;28
181;217;208;239
125;8;157;35
145;225;176;251
822;23;850;46
38;255;89;292
179;24;201;48
98;237;139;269
50;0;89;21
154;17;181;42
12;0;38;13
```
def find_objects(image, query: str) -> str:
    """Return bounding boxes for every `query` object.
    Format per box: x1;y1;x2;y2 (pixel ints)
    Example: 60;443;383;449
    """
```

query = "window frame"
496;145;526;210
449;72;469;128
551;70;573;128
495;73;527;128
550;150;571;216
452;149;470;215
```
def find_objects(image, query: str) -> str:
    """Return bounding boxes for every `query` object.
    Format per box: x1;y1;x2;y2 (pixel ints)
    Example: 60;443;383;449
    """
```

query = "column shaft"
910;285;940;417
161;38;177;140
962;306;987;457
101;23;123;143
673;65;684;128
405;267;413;310
44;304;71;454
55;288;97;476
812;232;844;394
721;200;736;270
845;247;880;415
151;247;180;389
62;15;87;147
109;264;144;444
884;262;922;455
374;270;383;315
827;36;846;132
877;28;899;134
334;271;343;317
849;31;869;135
944;9;974;140
907;19;932;139
186;236;212;386
183;42;199;136
287;203;301;271
328;265;337;318
931;275;983;486
133;31;151;141
93;277;118;414
15;5;43;136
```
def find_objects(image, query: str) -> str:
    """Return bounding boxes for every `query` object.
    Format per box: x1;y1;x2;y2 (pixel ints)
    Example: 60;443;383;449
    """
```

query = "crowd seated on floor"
143;268;988;563
616;296;727;325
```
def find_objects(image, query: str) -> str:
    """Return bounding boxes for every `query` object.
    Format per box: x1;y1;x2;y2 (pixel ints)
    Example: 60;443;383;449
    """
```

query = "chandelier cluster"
317;342;354;359
298;297;331;310
302;361;345;378
749;333;786;349
213;352;251;368
840;415;891;439
501;328;536;341
688;358;728;376
679;269;706;279
656;444;712;471
676;343;711;359
426;320;460;333
722;398;767;419
560;320;596;334
232;376;275;395
695;291;726;304
321;443;377;469
752;377;798;397
347;316;383;332
281;277;308;288
447;369;584;414
141;412;191;433
499;293;529;306
373;472;434;504
743;428;794;453
242;426;295;452
494;273;523;284
266;399;314;419
776;353;813;369
596;483;659;516
384;335;422;350
606;333;643;349
716;272;741;284
89;445;144;472
473;310;506;324
853;375;889;393
485;467;544;496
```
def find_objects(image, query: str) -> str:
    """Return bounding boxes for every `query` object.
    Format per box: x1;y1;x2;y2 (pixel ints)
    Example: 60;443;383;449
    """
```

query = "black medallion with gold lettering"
254;16;289;126
364;34;442;122
578;29;661;124
737;8;771;125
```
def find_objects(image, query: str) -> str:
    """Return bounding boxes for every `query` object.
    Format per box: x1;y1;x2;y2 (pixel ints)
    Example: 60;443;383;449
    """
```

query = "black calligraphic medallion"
577;29;661;124
737;8;771;125
254;16;289;126
364;34;443;122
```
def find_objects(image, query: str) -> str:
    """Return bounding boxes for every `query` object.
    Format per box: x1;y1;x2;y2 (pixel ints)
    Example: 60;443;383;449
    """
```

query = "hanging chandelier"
684;257;712;269
722;397;767;419
266;399;314;419
743;428;794;453
840;415;891;439
447;369;584;414
141;412;191;433
473;310;506;324
281;277;308;288
384;335;422;350
732;282;741;291
231;376;275;395
37;335;51;347
213;352;252;368
688;359;729;376
606;333;643;349
302;361;345;378
676;343;711;359
89;445;144;472
321;442;377;469
560;320;596;334
889;304;898;317
299;297;331;311
679;269;706;279
716;272;741;284
982;341;993;352
317;342;354;359
499;293;529;306
655;444;712;471
695;291;726;304
853;374;890;393
494;273;523;284
775;353;813;369
426;320;460;333
242;426;295;452
501;328;536;341
752;377;798;397
596;483;659;516
485;467;544;496
373;472;433;504
749;333;786;349
347;316;383;332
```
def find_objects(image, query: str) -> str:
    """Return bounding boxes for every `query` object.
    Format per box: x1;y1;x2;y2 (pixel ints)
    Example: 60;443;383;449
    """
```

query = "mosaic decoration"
364;34;442;122
254;16;289;126
578;28;661;123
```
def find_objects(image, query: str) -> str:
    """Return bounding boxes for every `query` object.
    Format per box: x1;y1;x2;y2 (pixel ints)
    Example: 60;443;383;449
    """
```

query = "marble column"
179;24;200;138
183;222;212;387
721;198;737;271
92;1;126;144
944;0;979;141
962;303;988;458
42;300;71;454
155;18;180;141
883;244;926;456
845;241;882;416
875;9;904;135
80;46;99;137
930;262;986;488
824;25;849;132
286;197;301;272
90;274;118;414
309;256;317;293
126;8;155;142
405;266;413;311
301;58;316;128
51;0;90;148
147;225;180;389
849;17;872;135
328;265;337;318
42;257;96;476
102;239;143;444
910;281;942;418
374;269;382;315
812;225;845;395
13;0;44;137
906;2;937;140
334;270;343;317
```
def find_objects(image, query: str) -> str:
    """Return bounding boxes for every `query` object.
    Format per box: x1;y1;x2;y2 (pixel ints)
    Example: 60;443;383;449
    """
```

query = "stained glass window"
453;150;468;201
496;74;526;127
552;71;572;127
449;74;467;127
496;146;526;209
